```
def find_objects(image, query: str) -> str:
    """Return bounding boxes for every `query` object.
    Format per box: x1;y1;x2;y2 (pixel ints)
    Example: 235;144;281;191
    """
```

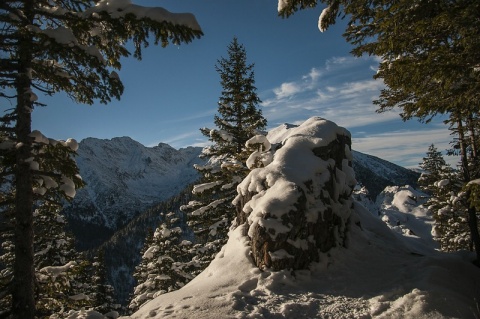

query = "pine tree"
184;37;267;270
0;207;15;317
91;249;117;316
129;212;195;313
34;203;80;318
0;200;93;318
0;2;202;317
427;171;471;252
128;227;154;312
418;144;450;194
418;145;470;251
278;0;480;261
444;116;480;252
32;202;97;318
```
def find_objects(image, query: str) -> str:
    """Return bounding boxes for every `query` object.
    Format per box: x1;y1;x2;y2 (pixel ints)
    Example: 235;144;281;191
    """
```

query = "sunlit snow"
65;118;480;319
115;117;480;319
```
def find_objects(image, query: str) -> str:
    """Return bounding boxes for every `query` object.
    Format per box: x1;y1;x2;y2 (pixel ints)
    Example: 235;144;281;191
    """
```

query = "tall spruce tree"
0;1;202;318
0;187;92;318
33;203;83;318
183;37;266;270
278;0;480;261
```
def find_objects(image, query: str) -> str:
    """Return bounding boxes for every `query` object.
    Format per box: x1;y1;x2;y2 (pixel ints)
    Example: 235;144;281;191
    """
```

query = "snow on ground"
71;118;480;319
374;185;439;255
118;199;479;319
117;118;479;319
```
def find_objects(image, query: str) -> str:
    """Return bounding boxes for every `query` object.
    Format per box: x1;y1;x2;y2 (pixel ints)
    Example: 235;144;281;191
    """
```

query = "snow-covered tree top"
84;0;201;31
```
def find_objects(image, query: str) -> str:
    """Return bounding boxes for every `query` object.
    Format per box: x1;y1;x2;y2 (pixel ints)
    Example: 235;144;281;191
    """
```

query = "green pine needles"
182;37;267;274
0;1;202;318
279;0;480;262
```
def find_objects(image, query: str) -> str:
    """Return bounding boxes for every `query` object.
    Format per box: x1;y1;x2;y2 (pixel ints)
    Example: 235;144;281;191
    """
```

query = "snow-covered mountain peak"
62;137;204;249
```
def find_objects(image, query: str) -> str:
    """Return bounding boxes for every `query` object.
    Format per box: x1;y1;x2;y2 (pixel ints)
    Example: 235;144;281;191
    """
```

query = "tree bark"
12;1;36;317
456;118;480;262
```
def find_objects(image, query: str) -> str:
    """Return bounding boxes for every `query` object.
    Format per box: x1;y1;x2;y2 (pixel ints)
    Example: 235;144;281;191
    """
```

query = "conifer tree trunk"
12;1;36;317
456;118;480;261
0;1;202;316
467;115;477;160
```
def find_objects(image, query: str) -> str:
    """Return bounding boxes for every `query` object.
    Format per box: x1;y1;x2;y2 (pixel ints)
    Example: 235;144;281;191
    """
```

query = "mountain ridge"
60;134;420;303
63;136;204;250
64;135;419;250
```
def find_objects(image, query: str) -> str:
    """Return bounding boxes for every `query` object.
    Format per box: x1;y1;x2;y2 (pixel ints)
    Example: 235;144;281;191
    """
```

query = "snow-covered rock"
375;185;438;254
235;117;355;270
267;123;420;200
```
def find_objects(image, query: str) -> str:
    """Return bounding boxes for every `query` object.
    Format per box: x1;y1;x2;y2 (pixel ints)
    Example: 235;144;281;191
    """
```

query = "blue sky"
32;0;454;168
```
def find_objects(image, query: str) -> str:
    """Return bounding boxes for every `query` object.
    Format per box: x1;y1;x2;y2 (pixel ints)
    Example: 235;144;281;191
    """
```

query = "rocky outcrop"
234;117;356;271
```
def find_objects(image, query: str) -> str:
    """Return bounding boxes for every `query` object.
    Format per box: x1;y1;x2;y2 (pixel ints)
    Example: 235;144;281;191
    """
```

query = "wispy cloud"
303;67;321;82
162;108;217;124
261;56;396;130
260;55;454;168
353;126;456;168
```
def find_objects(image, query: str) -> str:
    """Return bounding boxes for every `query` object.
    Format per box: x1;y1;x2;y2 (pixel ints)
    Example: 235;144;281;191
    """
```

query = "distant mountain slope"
62;137;204;249
352;150;419;199
98;188;194;305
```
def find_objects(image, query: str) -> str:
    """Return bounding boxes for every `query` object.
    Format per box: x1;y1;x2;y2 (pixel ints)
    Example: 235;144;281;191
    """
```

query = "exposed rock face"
234;117;356;271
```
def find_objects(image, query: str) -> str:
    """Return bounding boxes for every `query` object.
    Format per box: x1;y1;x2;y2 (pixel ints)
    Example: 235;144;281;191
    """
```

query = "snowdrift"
122;118;480;319
121;198;479;318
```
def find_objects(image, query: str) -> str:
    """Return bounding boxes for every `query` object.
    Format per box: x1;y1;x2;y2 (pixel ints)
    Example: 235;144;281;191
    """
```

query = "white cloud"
325;56;349;69
325;86;336;92
273;82;303;99
303;67;321;82
337;79;384;96
263;72;393;129
262;56;383;111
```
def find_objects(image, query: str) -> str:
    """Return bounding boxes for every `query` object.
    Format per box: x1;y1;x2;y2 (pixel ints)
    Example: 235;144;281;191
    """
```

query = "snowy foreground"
116;197;479;319
70;200;480;319
69;118;480;319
